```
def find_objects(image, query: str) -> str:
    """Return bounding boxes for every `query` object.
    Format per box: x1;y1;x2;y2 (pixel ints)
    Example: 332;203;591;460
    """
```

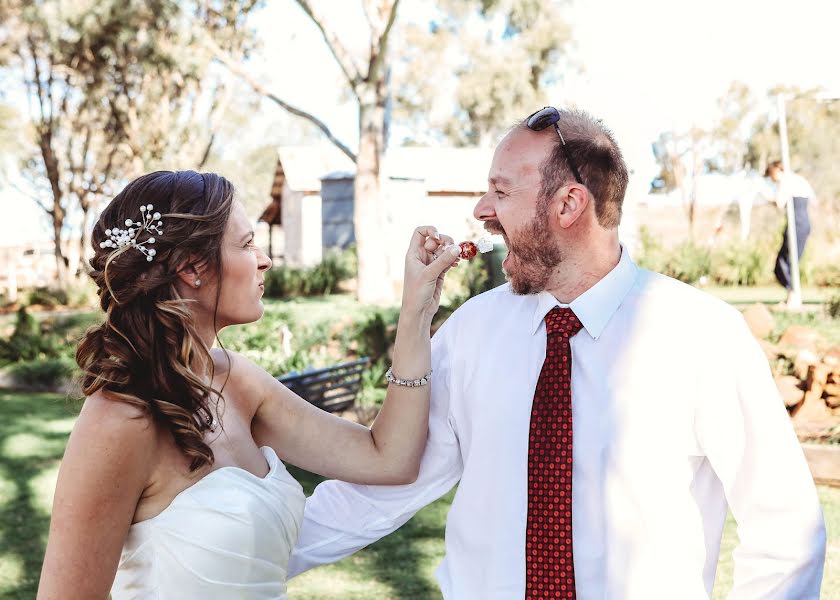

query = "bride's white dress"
111;446;306;599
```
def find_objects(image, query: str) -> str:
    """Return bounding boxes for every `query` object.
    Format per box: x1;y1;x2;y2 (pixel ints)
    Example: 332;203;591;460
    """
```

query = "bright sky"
564;0;840;178
4;0;839;242
249;0;840;179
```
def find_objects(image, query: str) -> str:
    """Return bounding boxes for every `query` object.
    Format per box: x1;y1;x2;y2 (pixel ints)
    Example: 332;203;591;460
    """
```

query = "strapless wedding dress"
112;446;305;599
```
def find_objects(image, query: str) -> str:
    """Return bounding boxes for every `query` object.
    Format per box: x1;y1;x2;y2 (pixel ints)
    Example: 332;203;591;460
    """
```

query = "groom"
288;107;826;598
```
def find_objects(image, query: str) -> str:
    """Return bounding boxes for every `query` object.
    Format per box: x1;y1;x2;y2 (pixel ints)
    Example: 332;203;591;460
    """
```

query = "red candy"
459;241;478;260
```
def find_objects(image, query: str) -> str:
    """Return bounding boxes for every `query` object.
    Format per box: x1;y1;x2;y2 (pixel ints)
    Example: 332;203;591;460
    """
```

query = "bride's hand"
401;226;461;322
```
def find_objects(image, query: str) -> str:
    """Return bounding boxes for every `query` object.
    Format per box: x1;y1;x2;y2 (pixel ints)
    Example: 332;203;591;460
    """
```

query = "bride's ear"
175;260;203;289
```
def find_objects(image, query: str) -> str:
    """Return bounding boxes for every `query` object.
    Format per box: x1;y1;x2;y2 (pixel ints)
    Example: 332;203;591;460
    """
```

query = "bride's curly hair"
76;171;235;471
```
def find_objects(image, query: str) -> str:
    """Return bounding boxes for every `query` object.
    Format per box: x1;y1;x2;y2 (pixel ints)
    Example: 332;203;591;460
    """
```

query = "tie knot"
545;306;583;338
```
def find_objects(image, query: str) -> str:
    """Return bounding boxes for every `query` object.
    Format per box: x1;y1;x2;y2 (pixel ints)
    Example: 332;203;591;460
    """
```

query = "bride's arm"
251;227;461;484
38;394;154;599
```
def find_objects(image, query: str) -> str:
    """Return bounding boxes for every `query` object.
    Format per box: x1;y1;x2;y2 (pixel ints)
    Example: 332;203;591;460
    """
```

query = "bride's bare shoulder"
81;389;154;430
210;348;268;380
68;390;157;475
209;348;269;409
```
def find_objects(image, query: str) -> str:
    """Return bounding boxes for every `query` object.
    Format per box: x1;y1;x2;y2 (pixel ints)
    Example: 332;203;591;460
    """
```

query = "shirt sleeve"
696;311;826;599
774;179;789;209
287;318;463;577
798;174;816;201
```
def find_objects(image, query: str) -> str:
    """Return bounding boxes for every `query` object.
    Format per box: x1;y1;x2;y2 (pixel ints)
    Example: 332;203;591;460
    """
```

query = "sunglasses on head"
526;106;585;186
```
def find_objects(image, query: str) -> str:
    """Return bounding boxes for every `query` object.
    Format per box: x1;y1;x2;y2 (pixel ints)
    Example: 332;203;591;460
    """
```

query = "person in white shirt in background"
764;160;815;310
288;108;826;599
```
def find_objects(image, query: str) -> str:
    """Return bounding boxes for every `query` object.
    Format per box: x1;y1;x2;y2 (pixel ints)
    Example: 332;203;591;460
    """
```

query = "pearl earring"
195;279;202;288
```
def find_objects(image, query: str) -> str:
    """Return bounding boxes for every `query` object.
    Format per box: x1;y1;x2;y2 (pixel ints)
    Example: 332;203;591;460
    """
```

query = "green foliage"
444;254;491;310
745;86;840;211
637;228;711;284
263;266;305;298
341;307;400;364
7;357;75;388
635;226;668;273
219;307;312;376
827;294;840;320
395;0;572;146
0;307;100;369
219;298;380;379
0;307;54;364
26;287;68;308
263;248;357;299
637;226;795;287
308;248;358;295
265;267;302;298
664;242;712;284
357;359;388;409
804;263;840;288
709;241;771;286
1;0;262;284
64;279;99;308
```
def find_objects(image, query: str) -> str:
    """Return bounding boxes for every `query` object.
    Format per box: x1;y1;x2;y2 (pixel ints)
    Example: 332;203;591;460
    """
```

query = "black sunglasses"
526;106;585;186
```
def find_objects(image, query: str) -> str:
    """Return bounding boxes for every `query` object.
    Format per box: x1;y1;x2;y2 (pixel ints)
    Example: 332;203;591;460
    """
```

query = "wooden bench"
277;358;370;413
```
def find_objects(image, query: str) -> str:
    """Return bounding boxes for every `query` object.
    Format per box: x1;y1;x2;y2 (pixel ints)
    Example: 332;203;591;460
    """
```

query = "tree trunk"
77;206;95;278
354;90;391;304
51;216;68;290
40;133;70;290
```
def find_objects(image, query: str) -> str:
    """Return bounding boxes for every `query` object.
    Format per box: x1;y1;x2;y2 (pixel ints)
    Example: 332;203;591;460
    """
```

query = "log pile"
741;304;840;437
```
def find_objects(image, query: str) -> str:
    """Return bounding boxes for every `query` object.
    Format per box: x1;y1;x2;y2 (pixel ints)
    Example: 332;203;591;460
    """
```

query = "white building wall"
281;184;323;268
383;179;489;290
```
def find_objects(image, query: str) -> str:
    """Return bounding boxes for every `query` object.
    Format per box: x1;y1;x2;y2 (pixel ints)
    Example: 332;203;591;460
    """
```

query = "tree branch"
26;36;47;126
8;180;52;215
367;0;400;85
361;1;376;32
294;0;362;90
209;43;357;163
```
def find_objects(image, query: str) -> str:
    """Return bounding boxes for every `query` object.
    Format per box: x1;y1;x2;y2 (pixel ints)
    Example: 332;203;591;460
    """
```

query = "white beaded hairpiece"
100;204;164;262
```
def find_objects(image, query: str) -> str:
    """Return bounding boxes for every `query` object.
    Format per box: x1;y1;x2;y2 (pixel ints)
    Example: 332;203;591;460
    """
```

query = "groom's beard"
486;210;563;296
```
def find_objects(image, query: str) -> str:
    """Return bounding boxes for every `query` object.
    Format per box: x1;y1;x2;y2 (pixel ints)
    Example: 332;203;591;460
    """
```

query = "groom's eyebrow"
489;176;512;188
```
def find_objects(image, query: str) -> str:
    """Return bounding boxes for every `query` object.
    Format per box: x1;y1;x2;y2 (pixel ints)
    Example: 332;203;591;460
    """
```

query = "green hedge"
7;357;76;388
828;294;840;320
264;248;357;298
635;225;839;287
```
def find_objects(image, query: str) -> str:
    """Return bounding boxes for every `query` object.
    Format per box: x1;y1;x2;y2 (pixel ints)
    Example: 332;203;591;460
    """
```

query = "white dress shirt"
774;172;816;208
288;249;826;599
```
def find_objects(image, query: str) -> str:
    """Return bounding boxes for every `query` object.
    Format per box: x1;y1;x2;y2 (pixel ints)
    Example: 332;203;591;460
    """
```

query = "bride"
37;170;462;599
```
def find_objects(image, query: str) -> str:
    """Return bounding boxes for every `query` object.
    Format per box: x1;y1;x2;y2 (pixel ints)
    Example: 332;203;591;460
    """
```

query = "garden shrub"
263;247;357;298
7;356;76;388
710;241;771;286
0;307;50;363
26;286;69;307
827;294;840;320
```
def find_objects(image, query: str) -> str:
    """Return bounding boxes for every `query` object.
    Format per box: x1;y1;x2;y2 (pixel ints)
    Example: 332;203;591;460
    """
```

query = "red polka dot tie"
526;306;583;599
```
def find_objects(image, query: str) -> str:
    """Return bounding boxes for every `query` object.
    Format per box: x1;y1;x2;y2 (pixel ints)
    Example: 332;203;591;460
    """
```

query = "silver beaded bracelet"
385;367;432;387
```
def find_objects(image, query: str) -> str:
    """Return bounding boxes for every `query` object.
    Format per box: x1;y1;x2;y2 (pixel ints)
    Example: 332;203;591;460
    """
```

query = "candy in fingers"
458;237;494;260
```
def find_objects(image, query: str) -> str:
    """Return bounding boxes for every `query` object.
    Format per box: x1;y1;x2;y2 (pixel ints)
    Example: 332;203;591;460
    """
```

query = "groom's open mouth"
483;222;512;271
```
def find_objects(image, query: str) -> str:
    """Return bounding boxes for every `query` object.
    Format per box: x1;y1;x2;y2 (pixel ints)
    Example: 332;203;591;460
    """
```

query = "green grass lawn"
1;391;838;598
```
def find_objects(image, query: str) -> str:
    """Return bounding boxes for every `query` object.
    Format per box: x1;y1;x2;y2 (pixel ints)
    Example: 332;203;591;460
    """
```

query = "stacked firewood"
803;350;840;411
741;304;840;431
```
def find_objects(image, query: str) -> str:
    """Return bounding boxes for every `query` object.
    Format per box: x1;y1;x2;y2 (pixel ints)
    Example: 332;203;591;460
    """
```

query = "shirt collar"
530;245;639;339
